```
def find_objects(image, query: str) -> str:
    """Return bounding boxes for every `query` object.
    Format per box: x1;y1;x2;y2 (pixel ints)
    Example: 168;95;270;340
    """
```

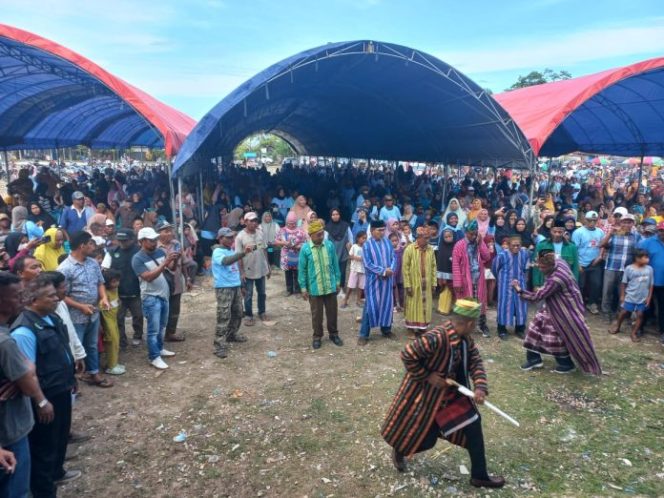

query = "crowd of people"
0;156;663;494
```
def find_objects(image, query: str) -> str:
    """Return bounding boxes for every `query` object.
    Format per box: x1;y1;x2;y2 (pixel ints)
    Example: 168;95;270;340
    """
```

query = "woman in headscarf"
326;208;353;288
33;227;66;271
261;211;281;268
443;213;464;242
28;201;56;228
442;198;466;227
504;209;518;233
563;216;578;239
274;212;307;295
11;206;28;233
514;218;533;250
466;198;483;223
289;195;313;231
491;210;512;249
476;209;491;237
436;227;456;309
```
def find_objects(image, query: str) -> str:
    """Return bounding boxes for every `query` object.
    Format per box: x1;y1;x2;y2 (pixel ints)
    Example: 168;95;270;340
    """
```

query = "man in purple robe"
357;220;397;345
512;250;602;375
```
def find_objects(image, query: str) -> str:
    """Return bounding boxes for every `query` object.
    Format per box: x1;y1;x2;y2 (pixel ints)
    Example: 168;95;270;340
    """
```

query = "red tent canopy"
0;24;195;157
495;57;664;157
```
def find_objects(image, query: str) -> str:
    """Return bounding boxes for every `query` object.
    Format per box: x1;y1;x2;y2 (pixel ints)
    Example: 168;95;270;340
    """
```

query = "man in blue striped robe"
358;220;397;345
492;236;529;339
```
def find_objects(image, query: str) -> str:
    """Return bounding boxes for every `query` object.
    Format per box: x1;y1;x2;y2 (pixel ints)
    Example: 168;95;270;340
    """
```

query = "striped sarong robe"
520;259;602;374
492;248;529;326
382;323;488;456
362;236;396;328
452;237;491;313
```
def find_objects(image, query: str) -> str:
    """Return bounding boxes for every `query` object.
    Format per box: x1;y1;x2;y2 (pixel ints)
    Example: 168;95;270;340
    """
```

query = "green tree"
234;133;296;162
507;68;572;90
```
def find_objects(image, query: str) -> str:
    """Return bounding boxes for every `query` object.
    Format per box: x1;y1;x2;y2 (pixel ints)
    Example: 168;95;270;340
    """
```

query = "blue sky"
1;0;663;120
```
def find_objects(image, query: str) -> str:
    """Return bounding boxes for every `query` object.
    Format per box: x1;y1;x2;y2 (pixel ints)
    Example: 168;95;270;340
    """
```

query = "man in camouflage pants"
211;228;253;358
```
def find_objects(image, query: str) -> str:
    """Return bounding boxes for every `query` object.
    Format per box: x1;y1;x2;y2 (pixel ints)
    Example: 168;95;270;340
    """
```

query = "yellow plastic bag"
438;286;453;315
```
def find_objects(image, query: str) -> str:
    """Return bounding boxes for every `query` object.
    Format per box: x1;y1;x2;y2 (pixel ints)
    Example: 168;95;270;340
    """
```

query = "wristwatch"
37;398;49;408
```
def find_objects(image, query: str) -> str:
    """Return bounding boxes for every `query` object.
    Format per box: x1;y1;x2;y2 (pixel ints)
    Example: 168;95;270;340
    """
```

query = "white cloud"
440;20;664;73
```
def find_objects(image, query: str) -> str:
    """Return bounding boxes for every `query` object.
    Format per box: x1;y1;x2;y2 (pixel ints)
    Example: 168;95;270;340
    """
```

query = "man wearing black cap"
532;220;579;288
102;229;144;348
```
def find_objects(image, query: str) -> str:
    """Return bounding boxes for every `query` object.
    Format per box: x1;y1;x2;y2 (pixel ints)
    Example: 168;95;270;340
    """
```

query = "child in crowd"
201;256;213;277
100;268;126;375
389;232;404;311
342;231;366;308
610;249;653;342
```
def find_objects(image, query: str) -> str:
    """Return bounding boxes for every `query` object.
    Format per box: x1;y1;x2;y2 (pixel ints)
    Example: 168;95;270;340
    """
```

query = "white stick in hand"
450;381;520;427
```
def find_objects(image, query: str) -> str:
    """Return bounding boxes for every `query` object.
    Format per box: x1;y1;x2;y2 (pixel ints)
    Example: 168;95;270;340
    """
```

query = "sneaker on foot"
131;339;142;346
520;359;544;371
55;469;82;486
214;349;228;359
151;357;169;369
312;339;322;350
105;365;126;375
588;303;599;315
553;365;576;374
160;349;176;357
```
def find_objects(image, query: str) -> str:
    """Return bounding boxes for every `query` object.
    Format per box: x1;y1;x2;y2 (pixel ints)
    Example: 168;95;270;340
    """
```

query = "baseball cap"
585;211;598;220
115;228;134;241
105;219;114;226
244;212;259;222
642;217;657;226
155;220;173;232
658;221;664;231
613;207;628;216
644;225;657;233
621;213;635;222
137;227;159;240
0;213;9;221
217;227;235;238
72;191;84;200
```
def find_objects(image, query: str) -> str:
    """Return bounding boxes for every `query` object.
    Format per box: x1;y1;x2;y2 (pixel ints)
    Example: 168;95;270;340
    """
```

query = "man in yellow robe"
403;227;437;334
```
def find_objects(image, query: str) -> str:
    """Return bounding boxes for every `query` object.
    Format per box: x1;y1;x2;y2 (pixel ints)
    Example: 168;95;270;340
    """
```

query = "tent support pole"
3;150;10;185
168;160;176;225
178;175;185;251
637;154;644;193
528;158;537;223
198;170;204;223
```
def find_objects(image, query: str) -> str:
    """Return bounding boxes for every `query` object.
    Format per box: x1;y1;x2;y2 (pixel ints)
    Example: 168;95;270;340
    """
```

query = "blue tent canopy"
173;40;533;177
0;24;195;156
496;57;664;157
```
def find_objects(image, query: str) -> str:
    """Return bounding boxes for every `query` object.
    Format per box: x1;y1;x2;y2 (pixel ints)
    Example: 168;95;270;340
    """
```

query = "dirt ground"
60;269;664;498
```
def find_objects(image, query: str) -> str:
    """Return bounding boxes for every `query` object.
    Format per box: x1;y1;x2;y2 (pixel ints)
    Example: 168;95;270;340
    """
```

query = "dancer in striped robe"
514;251;602;374
492;236;529;339
381;300;505;489
357;220;396;345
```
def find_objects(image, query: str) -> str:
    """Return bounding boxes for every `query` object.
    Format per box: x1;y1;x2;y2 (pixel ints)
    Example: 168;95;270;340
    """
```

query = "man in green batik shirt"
298;220;344;350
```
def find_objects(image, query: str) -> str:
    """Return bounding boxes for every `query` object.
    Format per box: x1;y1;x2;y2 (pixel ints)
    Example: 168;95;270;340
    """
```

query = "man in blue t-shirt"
212;228;252;358
572;211;605;314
